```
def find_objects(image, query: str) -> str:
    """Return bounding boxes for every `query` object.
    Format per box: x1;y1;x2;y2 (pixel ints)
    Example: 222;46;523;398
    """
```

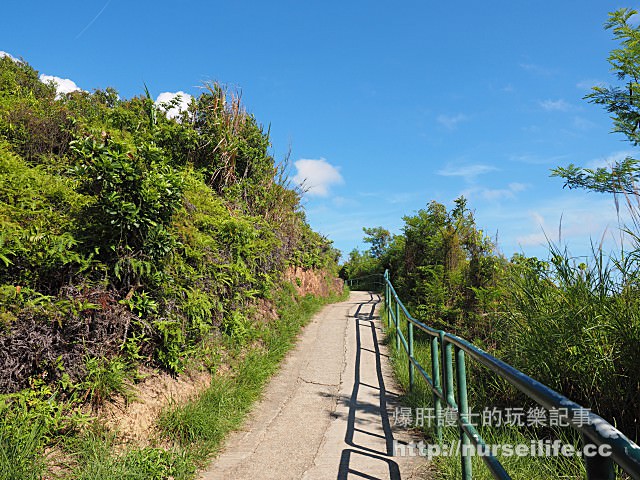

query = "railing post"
442;334;454;407
431;335;442;443
455;346;472;480
408;318;414;390
384;271;389;326
583;434;615;480
394;297;400;351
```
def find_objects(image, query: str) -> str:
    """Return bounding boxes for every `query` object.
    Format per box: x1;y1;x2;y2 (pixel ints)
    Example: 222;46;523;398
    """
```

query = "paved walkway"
200;291;430;480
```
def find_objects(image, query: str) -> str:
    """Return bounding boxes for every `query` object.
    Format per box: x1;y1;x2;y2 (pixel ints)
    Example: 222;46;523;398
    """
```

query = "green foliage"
0;407;45;480
0;56;75;163
344;196;502;338
0;54;342;477
384;306;586;479
155;319;186;374
362;226;391;259
498;246;640;439
0;379;88;478
0;142;90;291
67;426;196;480
545;8;640;438
551;158;640;194
354;195;640;439
71;135;183;284
220;311;250;342
81;356;136;408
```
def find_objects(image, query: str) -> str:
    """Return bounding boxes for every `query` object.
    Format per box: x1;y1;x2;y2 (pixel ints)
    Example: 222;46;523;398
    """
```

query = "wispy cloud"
510;153;569;165
155;91;193;119
519;62;555;76
437;163;498;181
587;150;637;169
539;99;571;112
572;116;595;130
357;190;424;206
437;113;468;130
576;79;605;91
514;195;625;249
465;182;528;201
39;74;82;97
76;0;112;39
293;158;344;197
332;196;359;208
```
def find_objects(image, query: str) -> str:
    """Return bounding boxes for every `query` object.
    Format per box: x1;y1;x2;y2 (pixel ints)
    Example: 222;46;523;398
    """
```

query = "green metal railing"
345;273;384;292
371;270;640;480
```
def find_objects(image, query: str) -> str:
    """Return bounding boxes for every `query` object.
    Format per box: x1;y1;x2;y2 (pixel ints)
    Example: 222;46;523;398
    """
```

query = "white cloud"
477;182;528;201
572;116;596;130
155;91;193;119
576;79;605;91
519;63;554;76
587;151;636;169
539;99;571;112
0;51;18;62
39;74;82;97
437;163;498;180
437;113;468;130
293;158;344;197
514;195;627;250
332;196;359;208
510;153;569;165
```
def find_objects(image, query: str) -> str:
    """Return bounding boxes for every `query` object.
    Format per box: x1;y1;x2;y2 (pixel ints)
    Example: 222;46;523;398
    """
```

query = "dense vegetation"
342;7;640;450
0;54;341;477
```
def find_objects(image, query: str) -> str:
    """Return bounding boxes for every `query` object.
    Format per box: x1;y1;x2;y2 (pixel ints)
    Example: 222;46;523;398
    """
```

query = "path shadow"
336;292;402;480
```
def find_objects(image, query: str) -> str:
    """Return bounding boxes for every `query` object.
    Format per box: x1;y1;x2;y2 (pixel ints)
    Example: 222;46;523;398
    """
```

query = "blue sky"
2;1;637;261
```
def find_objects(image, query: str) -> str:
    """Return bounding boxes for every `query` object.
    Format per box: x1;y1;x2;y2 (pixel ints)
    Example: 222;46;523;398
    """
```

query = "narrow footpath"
200;291;431;480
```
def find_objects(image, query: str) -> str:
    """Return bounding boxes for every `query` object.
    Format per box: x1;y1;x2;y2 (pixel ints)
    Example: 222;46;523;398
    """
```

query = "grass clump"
64;426;196;480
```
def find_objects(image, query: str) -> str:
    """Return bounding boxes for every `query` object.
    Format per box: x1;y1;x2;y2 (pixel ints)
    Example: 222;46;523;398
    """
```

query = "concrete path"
200;291;431;480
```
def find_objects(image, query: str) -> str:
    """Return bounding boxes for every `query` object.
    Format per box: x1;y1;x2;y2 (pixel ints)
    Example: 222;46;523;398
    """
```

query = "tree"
362;226;391;259
552;8;640;195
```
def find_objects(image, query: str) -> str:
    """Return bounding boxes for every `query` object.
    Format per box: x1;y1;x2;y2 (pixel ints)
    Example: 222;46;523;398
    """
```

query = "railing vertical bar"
583;433;615;480
443;334;454;407
408;318;414;390
384;271;389;326
456;346;473;480
395;297;400;351
431;335;442;443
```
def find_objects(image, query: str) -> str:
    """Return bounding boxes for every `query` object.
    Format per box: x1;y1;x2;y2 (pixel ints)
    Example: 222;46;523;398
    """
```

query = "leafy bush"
81;356;136;408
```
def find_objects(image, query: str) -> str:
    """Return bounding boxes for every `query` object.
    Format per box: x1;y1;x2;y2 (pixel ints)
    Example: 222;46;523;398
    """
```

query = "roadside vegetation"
0;53;343;478
343;7;640;478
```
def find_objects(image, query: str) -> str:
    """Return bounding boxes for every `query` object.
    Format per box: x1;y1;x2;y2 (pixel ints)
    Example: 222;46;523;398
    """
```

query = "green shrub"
81;356;136;408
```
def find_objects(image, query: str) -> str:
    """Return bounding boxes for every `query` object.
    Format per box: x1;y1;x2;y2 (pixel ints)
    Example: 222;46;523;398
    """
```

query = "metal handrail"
379;270;640;480
345;273;384;291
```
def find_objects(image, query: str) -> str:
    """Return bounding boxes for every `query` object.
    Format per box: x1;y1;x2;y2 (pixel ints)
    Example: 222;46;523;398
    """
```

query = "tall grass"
66;425;196;480
499;243;640;441
0;410;45;480
383;307;588;479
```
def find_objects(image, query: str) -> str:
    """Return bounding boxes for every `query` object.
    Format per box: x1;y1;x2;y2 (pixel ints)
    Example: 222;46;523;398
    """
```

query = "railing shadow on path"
335;292;403;480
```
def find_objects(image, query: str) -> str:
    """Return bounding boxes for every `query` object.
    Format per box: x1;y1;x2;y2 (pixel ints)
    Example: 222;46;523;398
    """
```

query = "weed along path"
200;291;429;480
